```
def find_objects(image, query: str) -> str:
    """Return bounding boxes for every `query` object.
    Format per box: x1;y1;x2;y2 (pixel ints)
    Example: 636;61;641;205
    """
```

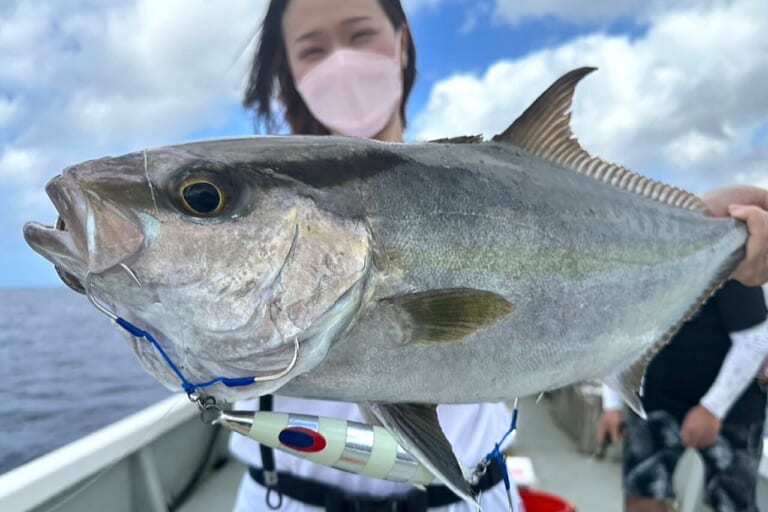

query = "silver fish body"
22;68;747;504
278;138;745;404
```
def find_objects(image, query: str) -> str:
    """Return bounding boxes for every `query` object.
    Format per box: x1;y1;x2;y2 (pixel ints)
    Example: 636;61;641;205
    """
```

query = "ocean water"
0;287;171;474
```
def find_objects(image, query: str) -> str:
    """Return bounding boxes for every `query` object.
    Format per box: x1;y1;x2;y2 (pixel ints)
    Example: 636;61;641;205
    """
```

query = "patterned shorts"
623;410;764;512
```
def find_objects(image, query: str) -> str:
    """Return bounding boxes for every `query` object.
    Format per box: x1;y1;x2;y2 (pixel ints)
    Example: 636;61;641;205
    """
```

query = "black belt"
249;458;504;511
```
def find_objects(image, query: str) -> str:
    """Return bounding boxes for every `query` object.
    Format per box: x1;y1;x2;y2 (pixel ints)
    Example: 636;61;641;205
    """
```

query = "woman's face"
282;0;403;83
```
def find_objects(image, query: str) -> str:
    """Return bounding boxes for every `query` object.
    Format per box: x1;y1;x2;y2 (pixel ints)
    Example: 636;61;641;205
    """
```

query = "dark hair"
244;0;416;135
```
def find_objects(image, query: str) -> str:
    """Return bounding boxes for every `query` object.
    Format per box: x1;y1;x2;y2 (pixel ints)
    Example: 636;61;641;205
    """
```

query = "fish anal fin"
384;288;514;343
366;402;477;505
357;404;383;428
492;67;707;213
603;364;647;419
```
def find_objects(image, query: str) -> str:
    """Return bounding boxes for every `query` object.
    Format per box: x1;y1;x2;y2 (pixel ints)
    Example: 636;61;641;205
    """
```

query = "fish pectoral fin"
491;67;706;213
603;360;648;418
366;402;477;505
384;288;514;343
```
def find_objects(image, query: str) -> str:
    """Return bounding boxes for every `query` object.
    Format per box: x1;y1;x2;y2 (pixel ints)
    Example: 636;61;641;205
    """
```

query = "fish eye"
179;179;226;216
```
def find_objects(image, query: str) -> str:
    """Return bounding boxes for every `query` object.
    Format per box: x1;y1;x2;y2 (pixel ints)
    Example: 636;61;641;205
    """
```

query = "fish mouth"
23;174;145;288
24;176;90;292
53;217;86;294
25;217;87;294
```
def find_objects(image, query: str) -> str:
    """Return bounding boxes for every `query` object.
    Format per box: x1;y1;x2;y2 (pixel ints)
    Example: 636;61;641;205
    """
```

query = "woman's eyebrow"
341;16;372;27
294;16;373;44
295;30;321;44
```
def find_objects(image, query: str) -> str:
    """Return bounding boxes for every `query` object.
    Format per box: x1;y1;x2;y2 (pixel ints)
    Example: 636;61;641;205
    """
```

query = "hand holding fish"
680;404;722;449
703;186;768;286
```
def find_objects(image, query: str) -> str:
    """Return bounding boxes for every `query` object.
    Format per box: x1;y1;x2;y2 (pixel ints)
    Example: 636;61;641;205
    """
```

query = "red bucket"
519;488;575;512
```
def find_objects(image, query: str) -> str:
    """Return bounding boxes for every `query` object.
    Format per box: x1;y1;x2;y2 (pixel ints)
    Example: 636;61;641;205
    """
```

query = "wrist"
698;398;725;421
601;387;624;410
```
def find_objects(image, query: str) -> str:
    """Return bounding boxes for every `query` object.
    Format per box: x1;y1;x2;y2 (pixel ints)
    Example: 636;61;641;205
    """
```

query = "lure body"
217;409;438;485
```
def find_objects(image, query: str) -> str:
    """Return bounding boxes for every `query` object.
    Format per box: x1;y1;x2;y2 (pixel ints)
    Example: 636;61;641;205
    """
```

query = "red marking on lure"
278;426;327;453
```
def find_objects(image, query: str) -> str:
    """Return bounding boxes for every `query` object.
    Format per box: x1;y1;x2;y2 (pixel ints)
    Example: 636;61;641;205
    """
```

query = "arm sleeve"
601;384;624;411
700;320;768;419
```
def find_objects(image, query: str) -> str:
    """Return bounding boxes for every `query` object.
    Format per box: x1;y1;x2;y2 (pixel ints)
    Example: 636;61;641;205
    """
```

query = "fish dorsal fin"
365;402;476;505
428;135;484;144
492;67;706;213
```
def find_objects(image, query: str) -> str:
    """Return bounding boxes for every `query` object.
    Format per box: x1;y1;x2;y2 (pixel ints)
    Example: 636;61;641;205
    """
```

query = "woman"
228;0;524;511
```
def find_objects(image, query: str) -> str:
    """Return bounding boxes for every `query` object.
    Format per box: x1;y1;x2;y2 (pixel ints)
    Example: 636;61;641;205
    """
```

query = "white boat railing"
0;395;198;512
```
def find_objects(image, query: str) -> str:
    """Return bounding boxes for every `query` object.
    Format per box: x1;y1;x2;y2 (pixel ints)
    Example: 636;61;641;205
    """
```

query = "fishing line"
115;317;267;394
474;398;519;511
143;149;160;216
82;268;523;510
84;269;300;397
227;20;260;76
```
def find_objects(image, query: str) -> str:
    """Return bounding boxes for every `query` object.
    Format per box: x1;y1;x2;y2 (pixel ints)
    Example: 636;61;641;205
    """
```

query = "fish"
22;67;747;504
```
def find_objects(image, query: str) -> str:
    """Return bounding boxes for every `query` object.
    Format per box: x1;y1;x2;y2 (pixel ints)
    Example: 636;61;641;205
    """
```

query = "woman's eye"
180;180;225;216
351;30;376;44
299;47;325;61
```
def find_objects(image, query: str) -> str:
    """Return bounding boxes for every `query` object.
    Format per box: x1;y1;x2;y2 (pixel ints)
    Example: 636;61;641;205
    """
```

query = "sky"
1;0;767;288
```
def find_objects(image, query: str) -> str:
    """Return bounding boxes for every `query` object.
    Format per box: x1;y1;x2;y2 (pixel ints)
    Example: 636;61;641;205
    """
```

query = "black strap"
258;395;282;509
249;458;505;511
259;395;276;476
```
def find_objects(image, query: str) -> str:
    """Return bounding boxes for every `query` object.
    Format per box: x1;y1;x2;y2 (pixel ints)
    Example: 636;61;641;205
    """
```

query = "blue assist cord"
481;400;518;508
116;307;520;509
115;317;256;395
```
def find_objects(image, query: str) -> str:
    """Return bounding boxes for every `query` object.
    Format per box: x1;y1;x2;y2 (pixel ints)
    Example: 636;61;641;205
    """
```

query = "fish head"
23;139;372;401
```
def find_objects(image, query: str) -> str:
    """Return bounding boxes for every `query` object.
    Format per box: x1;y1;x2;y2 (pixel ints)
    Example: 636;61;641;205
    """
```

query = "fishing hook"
84;264;301;390
253;336;300;382
85;264;142;321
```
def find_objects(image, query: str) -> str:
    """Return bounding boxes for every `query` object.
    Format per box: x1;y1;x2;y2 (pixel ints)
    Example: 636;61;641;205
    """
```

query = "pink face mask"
296;32;404;138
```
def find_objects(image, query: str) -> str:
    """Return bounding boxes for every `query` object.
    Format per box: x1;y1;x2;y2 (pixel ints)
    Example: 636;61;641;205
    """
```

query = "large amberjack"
23;68;746;503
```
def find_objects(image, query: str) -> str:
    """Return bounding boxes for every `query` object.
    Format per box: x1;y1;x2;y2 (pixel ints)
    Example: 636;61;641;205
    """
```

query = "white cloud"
459;2;492;35
492;0;699;25
412;0;768;193
663;131;730;169
0;148;41;187
0;0;267;230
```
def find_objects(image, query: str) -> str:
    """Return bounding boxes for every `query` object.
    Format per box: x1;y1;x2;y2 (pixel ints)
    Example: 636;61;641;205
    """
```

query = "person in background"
598;280;768;512
228;0;523;510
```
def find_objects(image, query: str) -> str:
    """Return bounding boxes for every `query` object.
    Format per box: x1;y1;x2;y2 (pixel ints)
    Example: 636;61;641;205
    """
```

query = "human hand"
702;186;768;286
597;409;624;444
680;405;722;448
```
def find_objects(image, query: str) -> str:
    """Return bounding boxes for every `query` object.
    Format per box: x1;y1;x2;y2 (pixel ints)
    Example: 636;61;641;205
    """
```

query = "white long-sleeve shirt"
602;320;768;420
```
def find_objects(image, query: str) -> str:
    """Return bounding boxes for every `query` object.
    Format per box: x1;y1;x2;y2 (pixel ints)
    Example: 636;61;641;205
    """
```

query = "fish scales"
23;67;748;505
278;140;745;403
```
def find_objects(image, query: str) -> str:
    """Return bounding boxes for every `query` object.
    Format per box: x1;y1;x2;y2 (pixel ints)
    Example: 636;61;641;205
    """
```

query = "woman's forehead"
282;0;388;41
